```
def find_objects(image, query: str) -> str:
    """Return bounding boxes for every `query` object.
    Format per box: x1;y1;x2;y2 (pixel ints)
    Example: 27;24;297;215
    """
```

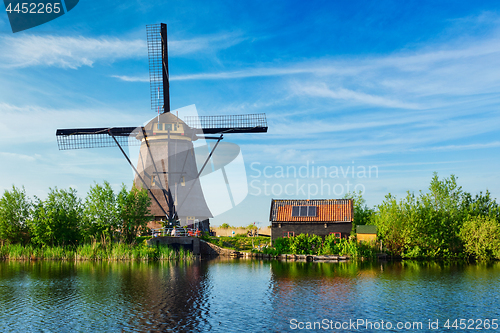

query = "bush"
460;215;500;260
289;233;322;255
273;237;291;254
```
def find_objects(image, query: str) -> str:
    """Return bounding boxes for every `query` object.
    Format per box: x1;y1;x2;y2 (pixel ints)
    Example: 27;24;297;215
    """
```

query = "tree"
246;223;258;230
343;191;374;226
118;186;152;244
0;186;31;246
460;215;500;260
372;173;500;258
30;187;82;246
82;181;120;242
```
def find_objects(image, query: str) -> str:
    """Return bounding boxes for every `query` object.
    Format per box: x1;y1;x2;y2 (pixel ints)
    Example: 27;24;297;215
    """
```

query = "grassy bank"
261;234;379;259
203;235;271;252
0;242;194;261
202;234;378;260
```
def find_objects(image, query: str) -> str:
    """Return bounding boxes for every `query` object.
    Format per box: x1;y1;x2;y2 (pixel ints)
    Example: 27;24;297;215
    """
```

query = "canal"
0;259;499;332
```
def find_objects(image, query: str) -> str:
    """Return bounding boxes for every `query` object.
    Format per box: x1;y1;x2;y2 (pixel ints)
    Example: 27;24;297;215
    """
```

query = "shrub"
460;215;500;260
273;237;291;254
289;233;322;255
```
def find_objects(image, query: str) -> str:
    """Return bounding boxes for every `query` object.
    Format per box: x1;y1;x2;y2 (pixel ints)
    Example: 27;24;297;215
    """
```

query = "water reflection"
0;259;499;332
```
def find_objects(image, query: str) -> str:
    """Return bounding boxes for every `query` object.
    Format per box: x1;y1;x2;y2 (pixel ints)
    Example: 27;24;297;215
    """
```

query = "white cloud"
0;35;146;69
170;67;315;81
110;75;149;82
129;32;500;110
0;151;40;162
0;32;245;69
407;141;500;153
0;102;145;144
291;83;421;109
168;33;245;56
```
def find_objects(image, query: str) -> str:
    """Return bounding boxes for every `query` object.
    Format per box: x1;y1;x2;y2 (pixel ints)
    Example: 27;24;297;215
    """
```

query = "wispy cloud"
111;66;314;82
170;67;317;81
113;31;500;110
110;75;149;82
168;32;245;56
0;32;245;69
0;151;40;162
0;102;144;144
291;82;421;109
407;141;500;152
0;35;146;69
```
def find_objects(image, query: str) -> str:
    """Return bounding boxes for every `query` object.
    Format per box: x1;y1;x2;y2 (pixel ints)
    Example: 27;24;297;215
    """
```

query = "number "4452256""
6;3;61;14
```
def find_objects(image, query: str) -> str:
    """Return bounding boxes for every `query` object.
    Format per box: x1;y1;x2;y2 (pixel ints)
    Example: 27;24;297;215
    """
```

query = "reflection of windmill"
56;23;268;229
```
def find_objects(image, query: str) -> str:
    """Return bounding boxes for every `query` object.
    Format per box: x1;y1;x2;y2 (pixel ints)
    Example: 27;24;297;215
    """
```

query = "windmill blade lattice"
55;127;141;150
147;23;169;114
185;113;268;134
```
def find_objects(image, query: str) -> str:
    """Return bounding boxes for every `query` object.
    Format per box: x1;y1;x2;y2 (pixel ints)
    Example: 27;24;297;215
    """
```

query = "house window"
165;124;173;131
329;232;341;239
283;231;294;238
291;205;317;217
157;123;163;130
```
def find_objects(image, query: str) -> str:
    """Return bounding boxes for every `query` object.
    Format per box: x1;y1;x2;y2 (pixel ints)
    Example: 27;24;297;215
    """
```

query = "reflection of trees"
0;260;211;332
269;261;382;323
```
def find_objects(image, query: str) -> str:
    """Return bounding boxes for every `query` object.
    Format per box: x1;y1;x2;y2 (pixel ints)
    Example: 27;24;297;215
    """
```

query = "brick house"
269;199;353;242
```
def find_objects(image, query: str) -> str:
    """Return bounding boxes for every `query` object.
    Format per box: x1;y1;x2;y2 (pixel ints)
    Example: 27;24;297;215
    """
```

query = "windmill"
56;23;268;230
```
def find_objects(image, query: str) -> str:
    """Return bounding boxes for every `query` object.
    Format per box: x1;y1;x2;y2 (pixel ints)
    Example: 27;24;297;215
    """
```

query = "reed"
0;242;194;261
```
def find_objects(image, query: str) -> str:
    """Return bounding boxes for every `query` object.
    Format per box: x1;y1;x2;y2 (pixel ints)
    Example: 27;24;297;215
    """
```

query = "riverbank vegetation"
0;182;192;261
261;174;500;261
202;234;270;252
0;242;193;261
371;173;500;260
262;234;378;259
3;173;500;261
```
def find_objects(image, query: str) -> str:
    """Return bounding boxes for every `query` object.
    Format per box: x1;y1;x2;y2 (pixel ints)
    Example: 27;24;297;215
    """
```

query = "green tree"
30;187;82;246
462;190;500;220
460;215;500;260
0;186;31;245
344;191;374;236
246;223;257;230
423;172;464;253
372;193;412;256
81;181;120;242
343;191;374;226
220;223;230;229
118;186;152;244
372;173;499;258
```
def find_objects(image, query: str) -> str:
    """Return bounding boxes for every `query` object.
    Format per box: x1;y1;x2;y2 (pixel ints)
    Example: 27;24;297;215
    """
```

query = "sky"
1;0;500;227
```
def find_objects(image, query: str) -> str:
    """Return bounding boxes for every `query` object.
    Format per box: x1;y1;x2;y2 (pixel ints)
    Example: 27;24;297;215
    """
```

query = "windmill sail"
147;23;170;114
55;113;267;150
55;23;268;228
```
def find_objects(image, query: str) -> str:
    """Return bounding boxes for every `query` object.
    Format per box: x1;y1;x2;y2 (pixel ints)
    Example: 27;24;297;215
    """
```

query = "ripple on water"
1;260;500;332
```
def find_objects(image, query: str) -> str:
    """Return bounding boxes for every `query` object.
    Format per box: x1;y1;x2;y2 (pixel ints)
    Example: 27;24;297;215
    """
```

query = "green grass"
204;235;271;252
0;241;194;261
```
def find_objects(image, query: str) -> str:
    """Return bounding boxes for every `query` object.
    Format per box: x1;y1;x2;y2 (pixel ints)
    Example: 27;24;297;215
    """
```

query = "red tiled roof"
269;199;353;222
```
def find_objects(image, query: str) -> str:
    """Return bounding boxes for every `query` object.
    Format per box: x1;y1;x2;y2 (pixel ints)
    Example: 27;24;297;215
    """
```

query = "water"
0;259;499;332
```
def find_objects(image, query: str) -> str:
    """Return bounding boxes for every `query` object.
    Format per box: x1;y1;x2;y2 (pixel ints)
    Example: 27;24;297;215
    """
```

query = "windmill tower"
56;23;268;229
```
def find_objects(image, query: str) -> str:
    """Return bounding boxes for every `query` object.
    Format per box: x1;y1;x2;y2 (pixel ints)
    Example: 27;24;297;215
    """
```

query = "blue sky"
1;0;500;227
